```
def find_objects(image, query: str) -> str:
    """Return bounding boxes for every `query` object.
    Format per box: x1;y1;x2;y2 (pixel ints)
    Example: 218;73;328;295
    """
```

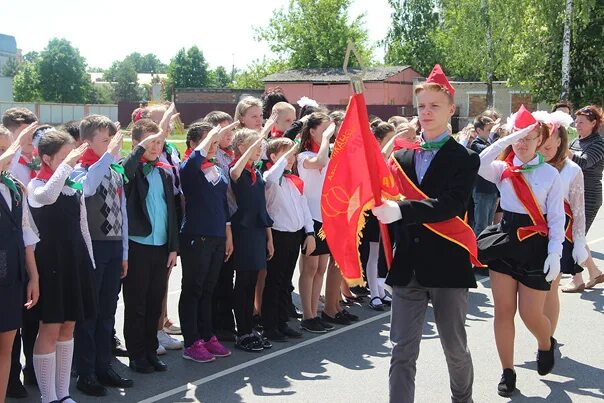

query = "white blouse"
263;156;314;234
297;151;328;222
478;129;565;257
27;163;95;268
0;182;39;247
559;159;586;245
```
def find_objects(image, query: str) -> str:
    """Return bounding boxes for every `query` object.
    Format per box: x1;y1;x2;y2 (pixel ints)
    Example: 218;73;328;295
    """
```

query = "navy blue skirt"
232;226;268;271
0;280;24;332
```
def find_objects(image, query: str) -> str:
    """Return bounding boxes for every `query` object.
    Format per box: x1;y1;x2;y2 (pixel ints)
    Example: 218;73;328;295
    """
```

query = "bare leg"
0;330;17;402
584;246;603;280
490;271;518;369
518;284;552;351
254;269;267;316
310;255;329;318
323;258;343;316
299;255;319;320
543;275;561;336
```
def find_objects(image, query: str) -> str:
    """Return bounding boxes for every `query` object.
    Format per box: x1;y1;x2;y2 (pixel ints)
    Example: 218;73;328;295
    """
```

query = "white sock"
367;242;385;300
55;339;74;401
33;352;58;403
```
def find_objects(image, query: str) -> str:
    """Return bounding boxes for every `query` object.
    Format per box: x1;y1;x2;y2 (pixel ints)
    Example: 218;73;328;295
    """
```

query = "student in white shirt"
476;106;564;397
261;138;315;341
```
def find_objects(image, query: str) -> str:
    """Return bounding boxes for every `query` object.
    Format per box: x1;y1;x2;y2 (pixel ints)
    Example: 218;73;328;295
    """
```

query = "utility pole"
561;0;573;101
481;0;494;109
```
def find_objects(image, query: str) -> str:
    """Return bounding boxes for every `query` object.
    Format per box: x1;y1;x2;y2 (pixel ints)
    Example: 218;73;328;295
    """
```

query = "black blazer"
386;137;480;288
121;146;179;253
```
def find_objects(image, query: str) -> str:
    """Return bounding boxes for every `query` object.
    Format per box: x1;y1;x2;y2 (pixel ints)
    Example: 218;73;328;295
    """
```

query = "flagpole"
343;41;394;270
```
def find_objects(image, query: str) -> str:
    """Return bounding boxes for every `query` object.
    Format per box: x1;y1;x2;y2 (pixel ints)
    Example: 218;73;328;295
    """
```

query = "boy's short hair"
79;115;117;141
414;82;454;104
372;122;395;142
272;102;295;115
552;101;573;113
2;108;38;131
473;115;495;131
59;120;81;142
329;110;345;126
267;137;295;157
38;130;74;159
131;119;160;142
0;125;10;138
203;111;234;126
186;122;214;148
232;128;262;157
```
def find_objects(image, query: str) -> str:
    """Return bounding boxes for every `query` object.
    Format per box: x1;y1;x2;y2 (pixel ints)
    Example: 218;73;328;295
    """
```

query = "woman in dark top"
567;105;604;290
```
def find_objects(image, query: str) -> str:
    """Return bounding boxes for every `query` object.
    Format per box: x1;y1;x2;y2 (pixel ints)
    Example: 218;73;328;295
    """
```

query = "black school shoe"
341;309;359;322
315;316;335;330
279;324;303;339
76;374;107;397
264;328;288;342
6;379;28;398
112;335;128;357
97;367;134;388
129;358;154;374
497;368;516;397
148;355;168;372
235;335;264;352
321;311;351;325
537;337;556;375
300;318;327;334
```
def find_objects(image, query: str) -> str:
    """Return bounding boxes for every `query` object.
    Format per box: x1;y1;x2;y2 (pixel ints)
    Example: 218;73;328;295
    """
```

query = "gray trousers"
389;277;474;403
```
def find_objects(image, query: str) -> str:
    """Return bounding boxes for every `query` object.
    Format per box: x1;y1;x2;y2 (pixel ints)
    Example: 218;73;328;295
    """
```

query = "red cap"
426;64;455;97
513;104;537;130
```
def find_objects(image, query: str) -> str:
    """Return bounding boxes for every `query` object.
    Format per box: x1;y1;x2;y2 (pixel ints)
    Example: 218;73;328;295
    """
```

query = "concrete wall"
0;102;118;125
0;77;13;102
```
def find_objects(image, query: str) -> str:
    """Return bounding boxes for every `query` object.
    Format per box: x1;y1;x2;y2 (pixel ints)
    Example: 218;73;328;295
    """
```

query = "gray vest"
86;169;123;241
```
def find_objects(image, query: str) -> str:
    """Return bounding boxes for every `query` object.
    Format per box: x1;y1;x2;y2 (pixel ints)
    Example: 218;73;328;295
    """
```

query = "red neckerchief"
79;148;101;167
36;163;54;181
139;157;174;172
230;157;256;184
306;138;320;154
266;162;304;194
201;158;216;170
220;147;234;158
18;155;37;179
271;127;284;138
183;148;193;161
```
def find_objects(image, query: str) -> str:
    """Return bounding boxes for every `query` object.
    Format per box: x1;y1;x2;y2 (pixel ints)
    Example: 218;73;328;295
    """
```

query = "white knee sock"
55;339;75;402
33;352;58;403
367;242;385;300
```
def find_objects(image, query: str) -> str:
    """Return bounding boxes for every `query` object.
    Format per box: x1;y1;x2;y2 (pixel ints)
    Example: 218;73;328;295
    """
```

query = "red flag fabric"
321;93;399;284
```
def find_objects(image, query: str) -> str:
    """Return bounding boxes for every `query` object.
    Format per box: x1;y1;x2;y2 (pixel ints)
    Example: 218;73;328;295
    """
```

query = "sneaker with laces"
497;368;516;397
300;318;327;333
204;336;231;357
157;330;183;350
183;340;215;363
157;344;167;355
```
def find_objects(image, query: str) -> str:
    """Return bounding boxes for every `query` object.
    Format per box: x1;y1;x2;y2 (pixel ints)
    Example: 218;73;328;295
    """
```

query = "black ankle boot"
497;368;516;397
537;337;556;375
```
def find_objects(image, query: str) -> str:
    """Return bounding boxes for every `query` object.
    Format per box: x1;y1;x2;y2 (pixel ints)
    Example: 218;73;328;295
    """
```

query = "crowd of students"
0;68;603;403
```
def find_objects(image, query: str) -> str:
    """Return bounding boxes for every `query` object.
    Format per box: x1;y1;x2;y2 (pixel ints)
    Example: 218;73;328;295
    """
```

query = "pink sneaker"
182;340;215;363
204;336;232;357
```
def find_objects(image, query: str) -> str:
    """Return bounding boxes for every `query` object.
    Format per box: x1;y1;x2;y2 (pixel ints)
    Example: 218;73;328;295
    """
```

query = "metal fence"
0;102;118;125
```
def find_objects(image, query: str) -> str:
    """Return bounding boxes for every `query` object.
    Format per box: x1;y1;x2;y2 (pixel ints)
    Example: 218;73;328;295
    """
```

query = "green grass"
119;131;188;157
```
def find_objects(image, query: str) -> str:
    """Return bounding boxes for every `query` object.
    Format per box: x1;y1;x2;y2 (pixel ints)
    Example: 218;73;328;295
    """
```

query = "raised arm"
0;122;37;171
302;122;335;170
230;137;263;183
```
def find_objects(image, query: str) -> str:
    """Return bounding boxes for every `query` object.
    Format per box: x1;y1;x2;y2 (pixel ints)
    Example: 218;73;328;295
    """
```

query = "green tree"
164;46;210;98
1;57;20;77
256;0;373;68
140;53;167;73
230;58;289;89
13;60;42;102
111;59;140;101
383;0;443;76
209;66;232;88
37;38;94;103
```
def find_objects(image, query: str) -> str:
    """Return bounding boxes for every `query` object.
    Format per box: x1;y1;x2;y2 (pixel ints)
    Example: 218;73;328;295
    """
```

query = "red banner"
321;93;399;284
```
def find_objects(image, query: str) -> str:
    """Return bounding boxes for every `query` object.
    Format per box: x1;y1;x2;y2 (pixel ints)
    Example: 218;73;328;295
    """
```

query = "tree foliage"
1;57;20;77
37;38;94;103
13;60;42;102
256;0;373;69
209;66;232;88
384;0;443;76
230;58;289;90
111;59;140;102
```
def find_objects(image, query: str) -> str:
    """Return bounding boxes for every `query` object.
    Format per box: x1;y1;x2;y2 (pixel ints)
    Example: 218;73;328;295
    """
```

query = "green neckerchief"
142;160;159;176
165;142;177;156
64;177;83;192
110;163;129;184
256;160;267;171
420;134;450;151
1;172;21;202
27;157;41;171
511;153;546;174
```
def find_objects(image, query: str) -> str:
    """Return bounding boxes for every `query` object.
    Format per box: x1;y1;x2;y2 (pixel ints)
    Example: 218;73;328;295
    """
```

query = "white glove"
371;200;402;224
572;241;589;266
543;253;561;282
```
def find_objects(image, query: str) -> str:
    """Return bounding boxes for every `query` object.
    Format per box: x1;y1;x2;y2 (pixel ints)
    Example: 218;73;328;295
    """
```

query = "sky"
1;0;391;70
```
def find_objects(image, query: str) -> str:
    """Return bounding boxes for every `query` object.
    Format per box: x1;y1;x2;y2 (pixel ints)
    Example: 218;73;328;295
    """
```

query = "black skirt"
311;220;330;256
0;280;24;332
363;213;380;243
561;239;584;275
232;226;267;271
477;211;551;291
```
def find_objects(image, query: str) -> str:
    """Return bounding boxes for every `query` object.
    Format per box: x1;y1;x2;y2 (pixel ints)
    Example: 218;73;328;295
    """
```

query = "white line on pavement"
588;236;604;246
138;310;391;403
